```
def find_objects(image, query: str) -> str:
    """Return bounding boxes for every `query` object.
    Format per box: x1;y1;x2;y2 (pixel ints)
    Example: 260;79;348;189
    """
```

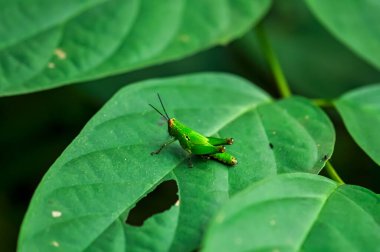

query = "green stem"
313;98;335;108
256;25;291;98
325;161;344;184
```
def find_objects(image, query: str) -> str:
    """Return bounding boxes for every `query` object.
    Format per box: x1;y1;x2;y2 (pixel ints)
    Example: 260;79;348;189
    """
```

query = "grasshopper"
149;94;237;167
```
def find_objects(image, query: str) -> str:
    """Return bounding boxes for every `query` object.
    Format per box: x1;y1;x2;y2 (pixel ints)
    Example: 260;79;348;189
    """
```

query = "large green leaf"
305;0;380;70
0;0;271;96
202;173;380;252
18;73;334;251
335;84;380;166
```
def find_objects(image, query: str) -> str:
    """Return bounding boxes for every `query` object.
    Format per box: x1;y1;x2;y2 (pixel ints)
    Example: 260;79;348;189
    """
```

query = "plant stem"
256;25;291;98
313;98;335;108
325;161;344;184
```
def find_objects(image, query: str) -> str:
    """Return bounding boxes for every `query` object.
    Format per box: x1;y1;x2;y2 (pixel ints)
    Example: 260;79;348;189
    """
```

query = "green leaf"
238;0;380;98
123;166;230;252
228;95;335;194
124;206;180;252
335;85;380;166
202;173;380;252
18;73;334;251
0;0;271;96
305;0;380;70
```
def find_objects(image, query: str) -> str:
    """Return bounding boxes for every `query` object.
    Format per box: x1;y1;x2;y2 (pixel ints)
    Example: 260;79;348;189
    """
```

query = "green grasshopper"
149;94;237;167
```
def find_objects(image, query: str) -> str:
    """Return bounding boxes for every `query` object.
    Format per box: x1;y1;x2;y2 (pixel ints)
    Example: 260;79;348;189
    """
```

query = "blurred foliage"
1;0;380;251
232;0;380;98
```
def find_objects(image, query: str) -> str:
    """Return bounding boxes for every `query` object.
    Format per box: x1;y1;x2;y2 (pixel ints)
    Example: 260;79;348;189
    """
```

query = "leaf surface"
202;173;380;252
305;0;380;70
18;73;335;251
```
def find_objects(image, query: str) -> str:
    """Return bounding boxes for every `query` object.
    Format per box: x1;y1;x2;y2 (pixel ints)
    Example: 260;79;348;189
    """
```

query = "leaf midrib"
295;184;339;251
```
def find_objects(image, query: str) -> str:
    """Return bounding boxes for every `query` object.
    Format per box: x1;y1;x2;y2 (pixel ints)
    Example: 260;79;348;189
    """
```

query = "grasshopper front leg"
151;138;177;155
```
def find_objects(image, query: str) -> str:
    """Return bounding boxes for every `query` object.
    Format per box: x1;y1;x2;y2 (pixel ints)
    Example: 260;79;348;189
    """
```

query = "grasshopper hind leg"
210;152;237;166
207;137;234;146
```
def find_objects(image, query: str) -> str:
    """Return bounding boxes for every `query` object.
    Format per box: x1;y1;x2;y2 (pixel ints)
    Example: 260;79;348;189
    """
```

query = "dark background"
1;1;380;251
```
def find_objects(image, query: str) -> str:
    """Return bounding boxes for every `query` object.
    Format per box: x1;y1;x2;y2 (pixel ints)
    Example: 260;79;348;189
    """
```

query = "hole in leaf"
126;180;179;226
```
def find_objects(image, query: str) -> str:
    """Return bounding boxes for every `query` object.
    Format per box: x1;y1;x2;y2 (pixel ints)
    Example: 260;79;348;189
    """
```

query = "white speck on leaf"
51;210;62;218
175;200;180;206
54;48;67;60
47;62;55;69
51;241;59;247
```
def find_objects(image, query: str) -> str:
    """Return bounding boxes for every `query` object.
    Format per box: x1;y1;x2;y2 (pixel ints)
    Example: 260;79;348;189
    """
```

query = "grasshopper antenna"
157;93;171;119
149;104;169;120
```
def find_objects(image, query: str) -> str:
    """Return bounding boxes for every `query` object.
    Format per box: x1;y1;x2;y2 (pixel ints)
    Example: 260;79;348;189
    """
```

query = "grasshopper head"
168;118;175;128
168;118;176;135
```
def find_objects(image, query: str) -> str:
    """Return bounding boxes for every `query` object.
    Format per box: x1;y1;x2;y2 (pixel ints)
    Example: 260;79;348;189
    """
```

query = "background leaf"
305;0;380;70
202;173;380;252
18;73;334;251
233;0;380;98
0;0;271;96
335;84;380;166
